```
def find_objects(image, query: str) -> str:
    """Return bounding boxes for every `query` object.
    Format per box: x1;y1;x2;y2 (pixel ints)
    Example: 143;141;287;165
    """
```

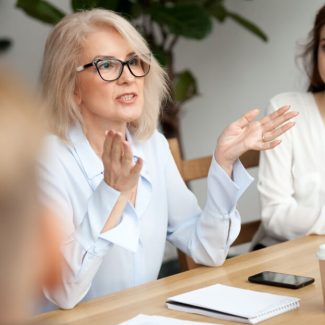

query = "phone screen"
248;271;315;289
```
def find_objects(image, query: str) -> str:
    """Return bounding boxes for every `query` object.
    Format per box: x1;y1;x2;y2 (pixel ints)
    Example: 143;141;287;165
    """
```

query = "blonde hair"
41;9;169;140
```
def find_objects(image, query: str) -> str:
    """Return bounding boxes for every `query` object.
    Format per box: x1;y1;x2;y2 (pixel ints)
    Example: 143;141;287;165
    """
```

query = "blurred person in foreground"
0;71;61;324
39;9;297;310
254;4;325;249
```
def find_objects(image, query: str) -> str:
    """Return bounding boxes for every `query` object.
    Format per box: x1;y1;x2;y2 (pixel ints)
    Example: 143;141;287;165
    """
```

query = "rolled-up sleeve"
165;139;253;267
206;157;253;215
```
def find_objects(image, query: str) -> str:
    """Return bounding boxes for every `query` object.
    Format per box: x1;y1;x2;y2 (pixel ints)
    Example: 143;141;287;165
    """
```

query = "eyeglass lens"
96;56;150;81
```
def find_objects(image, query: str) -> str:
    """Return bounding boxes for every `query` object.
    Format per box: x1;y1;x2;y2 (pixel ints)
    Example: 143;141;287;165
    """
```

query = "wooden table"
35;235;325;325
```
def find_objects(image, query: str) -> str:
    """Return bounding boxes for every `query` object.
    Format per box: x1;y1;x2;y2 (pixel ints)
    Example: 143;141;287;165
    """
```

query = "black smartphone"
248;271;315;289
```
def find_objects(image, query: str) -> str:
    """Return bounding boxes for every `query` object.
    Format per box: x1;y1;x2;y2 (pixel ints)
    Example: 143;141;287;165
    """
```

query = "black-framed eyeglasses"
76;54;151;82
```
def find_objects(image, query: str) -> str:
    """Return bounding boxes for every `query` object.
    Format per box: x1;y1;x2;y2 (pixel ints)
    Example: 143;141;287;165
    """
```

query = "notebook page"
118;314;220;325
166;303;253;324
167;284;299;319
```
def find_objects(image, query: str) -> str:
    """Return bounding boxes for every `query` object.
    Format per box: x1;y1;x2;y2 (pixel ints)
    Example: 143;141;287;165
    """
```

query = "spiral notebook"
118;314;219;324
166;284;300;324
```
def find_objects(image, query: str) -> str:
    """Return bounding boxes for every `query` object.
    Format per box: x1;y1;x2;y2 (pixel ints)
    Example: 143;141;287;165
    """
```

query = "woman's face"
75;27;145;130
318;25;325;83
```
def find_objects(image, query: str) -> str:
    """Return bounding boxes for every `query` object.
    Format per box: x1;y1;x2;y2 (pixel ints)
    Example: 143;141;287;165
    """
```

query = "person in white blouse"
254;4;325;249
39;9;297;310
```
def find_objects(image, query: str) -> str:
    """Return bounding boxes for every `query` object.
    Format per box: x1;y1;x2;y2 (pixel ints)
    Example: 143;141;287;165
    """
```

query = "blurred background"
1;0;323;261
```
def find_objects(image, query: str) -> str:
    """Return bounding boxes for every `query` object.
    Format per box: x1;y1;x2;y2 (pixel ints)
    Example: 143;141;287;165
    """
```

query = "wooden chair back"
168;138;260;271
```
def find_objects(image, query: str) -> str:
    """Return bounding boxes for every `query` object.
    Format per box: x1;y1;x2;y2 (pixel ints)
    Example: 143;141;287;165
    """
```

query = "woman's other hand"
215;105;298;176
102;130;142;192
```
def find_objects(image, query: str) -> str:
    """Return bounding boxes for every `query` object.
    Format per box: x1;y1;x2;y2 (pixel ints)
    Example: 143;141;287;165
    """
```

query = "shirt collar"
68;122;103;180
68;123;151;183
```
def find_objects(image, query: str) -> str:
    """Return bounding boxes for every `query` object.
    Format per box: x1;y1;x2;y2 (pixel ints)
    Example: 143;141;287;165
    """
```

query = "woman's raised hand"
215;105;298;176
102;130;142;192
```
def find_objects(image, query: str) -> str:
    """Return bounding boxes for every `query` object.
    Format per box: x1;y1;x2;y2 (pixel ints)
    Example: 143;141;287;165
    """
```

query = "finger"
261;139;282;150
103;130;114;155
261;105;290;125
121;141;134;168
260;105;290;126
263;110;298;133
236;109;260;128
130;157;143;176
263;121;295;142
111;133;123;163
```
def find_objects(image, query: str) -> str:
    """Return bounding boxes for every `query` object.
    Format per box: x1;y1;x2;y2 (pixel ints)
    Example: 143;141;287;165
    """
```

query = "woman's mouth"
116;93;137;104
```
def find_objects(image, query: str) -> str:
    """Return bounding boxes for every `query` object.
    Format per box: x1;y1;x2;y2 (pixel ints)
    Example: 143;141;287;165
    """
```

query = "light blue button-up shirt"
39;124;253;310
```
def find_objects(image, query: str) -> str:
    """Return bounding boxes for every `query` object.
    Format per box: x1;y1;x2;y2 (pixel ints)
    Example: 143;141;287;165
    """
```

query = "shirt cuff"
98;203;140;253
232;159;254;198
74;180;120;253
207;157;253;215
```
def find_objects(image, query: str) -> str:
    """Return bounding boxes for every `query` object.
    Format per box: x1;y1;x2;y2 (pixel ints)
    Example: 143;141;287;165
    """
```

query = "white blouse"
257;92;325;247
39;124;252;310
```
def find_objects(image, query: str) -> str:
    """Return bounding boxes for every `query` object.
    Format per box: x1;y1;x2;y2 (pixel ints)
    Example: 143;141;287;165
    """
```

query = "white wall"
0;0;324;253
0;0;70;85
175;0;325;222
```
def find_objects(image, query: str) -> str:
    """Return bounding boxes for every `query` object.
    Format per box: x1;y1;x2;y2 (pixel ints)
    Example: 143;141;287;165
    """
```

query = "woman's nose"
117;64;135;84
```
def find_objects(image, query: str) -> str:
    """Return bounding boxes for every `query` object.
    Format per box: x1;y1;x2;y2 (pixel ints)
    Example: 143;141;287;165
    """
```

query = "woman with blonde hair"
39;9;297;309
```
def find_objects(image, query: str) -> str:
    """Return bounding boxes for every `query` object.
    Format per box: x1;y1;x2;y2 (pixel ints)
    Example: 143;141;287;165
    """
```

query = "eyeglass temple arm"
76;62;93;72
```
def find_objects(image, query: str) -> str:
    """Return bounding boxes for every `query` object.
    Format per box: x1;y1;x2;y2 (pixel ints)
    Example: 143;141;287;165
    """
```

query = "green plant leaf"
126;1;143;19
0;39;12;52
174;70;199;103
151;4;212;40
206;2;227;22
227;11;268;42
71;0;138;18
16;0;65;25
72;0;102;11
97;0;135;16
175;0;207;4
151;45;170;67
